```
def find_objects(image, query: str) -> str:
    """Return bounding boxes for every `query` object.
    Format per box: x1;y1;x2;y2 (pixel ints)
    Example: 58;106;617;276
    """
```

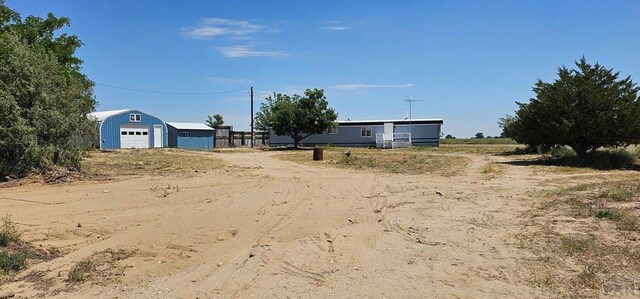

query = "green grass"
0;250;28;272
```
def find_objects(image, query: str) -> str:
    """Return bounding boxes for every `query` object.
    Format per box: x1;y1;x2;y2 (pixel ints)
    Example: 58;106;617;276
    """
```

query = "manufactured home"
269;119;443;148
167;122;215;150
90;109;167;150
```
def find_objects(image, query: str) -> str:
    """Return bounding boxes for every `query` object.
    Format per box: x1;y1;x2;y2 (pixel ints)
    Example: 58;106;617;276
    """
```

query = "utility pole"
404;97;418;145
250;86;254;147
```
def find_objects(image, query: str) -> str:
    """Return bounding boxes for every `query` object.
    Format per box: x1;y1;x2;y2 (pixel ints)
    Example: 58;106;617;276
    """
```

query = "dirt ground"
1;148;638;298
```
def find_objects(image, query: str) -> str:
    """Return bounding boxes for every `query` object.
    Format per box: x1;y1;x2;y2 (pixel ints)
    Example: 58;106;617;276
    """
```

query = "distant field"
441;138;518;144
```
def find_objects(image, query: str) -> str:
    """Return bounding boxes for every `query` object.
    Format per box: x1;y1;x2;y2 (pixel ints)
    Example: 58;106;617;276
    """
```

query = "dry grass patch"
275;147;469;176
82;148;226;177
532;165;596;175
437;144;521;155
481;162;505;176
521;177;640;297
67;248;135;285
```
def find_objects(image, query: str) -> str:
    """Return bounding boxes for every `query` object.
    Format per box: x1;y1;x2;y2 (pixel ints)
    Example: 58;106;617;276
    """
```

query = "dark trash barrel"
313;148;324;161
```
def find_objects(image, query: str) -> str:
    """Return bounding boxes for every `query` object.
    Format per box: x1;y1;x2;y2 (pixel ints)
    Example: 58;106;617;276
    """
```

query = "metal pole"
409;100;412;144
404;97;417;145
250;86;254;147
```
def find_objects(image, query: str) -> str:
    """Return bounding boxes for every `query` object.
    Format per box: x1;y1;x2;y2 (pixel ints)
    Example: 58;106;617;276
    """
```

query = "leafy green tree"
205;114;224;128
445;134;455;139
474;132;484;139
0;1;96;178
255;89;337;148
500;58;640;158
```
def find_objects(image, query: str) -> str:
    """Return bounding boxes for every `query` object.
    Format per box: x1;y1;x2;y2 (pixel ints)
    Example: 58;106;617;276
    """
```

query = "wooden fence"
213;126;268;147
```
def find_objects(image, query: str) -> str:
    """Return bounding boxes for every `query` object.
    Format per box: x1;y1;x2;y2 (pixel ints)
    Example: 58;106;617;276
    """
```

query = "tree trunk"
572;145;588;159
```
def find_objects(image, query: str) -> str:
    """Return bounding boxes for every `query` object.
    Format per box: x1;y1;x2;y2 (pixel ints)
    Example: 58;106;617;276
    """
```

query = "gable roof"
166;122;215;131
89;109;134;122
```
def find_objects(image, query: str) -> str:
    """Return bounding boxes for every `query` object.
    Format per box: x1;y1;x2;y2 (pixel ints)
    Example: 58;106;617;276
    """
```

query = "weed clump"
0;250;28;272
0;214;20;247
594;209;623;221
68;259;95;282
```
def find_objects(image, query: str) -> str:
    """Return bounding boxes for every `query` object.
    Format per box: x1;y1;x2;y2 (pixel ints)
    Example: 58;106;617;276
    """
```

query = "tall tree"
0;1;96;178
255;89;337;148
205;114;224;128
500;57;640;157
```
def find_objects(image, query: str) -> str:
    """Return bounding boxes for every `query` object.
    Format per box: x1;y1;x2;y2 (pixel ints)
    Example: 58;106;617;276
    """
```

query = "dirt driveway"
0;150;626;298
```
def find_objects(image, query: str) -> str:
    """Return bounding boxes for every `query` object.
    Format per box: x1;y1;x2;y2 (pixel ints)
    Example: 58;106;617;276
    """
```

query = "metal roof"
89;109;133;122
337;118;443;125
166;122;215;131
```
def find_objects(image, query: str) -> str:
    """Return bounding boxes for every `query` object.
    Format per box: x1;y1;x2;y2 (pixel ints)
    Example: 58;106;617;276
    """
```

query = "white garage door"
120;126;149;148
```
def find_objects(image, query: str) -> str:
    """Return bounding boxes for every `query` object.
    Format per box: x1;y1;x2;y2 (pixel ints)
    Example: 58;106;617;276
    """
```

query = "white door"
120;125;149;148
384;123;394;141
153;125;163;148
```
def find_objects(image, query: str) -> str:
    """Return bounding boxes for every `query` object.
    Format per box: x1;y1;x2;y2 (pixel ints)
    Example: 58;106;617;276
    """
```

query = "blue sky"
8;0;640;137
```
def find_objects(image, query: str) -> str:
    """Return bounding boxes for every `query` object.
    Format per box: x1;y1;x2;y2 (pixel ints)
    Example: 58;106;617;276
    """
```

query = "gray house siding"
269;120;442;147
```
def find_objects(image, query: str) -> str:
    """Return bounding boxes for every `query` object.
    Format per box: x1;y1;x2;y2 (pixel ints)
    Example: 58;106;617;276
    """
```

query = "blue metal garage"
90;109;167;150
167;122;215;150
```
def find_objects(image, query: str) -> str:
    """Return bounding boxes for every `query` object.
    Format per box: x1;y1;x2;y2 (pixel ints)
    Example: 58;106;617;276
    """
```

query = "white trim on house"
129;113;141;122
166;122;215;131
361;126;372;137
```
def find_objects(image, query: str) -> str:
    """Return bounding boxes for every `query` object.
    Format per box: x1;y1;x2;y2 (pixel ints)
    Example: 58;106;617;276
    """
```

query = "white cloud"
182;18;277;39
320;25;351;31
330;83;415;90
320;21;352;31
217;46;292;58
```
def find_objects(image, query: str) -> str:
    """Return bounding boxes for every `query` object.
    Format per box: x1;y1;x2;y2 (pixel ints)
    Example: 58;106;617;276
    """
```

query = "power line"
95;83;247;96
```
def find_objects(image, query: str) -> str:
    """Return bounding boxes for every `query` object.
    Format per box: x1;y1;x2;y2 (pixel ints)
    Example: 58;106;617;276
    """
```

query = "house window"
361;126;372;137
182;132;189;137
142;132;148;135
121;131;127;135
130;114;141;122
135;131;142;135
328;126;338;134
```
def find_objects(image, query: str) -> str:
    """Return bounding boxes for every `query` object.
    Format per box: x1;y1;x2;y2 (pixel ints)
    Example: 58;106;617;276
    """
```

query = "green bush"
504;145;545;155
556;148;637;169
0;250;27;272
0;3;96;178
0;215;20;247
549;147;576;158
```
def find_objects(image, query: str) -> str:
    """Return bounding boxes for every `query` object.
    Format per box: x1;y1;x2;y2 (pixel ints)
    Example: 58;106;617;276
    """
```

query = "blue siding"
99;110;167;149
270;123;441;147
167;126;214;150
